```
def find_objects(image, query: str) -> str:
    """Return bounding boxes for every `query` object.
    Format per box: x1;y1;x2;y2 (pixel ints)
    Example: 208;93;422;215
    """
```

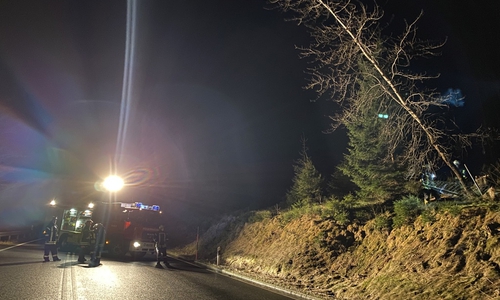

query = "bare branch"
270;0;488;194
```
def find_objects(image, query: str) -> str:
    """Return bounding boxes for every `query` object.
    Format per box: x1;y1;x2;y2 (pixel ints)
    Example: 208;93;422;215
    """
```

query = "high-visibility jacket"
43;224;58;245
156;231;167;248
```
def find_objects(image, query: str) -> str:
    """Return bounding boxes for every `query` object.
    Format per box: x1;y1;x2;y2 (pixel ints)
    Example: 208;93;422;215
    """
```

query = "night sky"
0;0;499;232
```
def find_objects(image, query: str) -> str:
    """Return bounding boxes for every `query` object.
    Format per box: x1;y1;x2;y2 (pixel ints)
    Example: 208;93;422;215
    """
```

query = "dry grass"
173;205;500;299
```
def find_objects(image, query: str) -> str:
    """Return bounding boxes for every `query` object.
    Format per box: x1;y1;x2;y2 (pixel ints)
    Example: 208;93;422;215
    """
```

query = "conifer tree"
286;138;323;207
338;62;406;203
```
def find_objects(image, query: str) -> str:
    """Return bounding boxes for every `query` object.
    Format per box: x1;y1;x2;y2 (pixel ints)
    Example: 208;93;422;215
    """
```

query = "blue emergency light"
125;202;160;211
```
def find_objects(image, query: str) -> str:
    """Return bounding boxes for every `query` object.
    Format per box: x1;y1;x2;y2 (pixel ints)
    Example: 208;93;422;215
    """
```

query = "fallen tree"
270;0;488;195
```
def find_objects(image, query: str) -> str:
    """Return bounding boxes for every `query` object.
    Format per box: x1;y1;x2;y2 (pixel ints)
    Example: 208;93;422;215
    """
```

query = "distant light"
103;175;124;192
133;241;141;248
88;203;94;209
378;113;389;119
49;199;56;206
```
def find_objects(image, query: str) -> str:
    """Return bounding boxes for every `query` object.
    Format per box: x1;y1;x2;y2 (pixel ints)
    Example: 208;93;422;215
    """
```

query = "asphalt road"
0;242;297;300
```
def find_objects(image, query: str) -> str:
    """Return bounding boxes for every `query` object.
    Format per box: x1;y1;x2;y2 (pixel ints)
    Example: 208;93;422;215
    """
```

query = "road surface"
0;242;298;300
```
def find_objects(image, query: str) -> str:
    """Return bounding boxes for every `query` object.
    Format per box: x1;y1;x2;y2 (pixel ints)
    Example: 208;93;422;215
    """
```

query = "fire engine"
52;201;164;259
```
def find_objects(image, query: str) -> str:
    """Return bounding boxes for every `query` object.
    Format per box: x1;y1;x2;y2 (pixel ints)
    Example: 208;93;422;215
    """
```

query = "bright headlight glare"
133;242;141;248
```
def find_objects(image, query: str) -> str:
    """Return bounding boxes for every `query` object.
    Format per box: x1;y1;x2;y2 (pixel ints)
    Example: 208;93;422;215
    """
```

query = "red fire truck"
54;201;164;259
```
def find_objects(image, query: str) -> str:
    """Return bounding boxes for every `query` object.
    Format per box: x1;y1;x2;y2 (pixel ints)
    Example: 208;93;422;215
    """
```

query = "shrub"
279;203;310;225
420;208;436;224
439;202;463;216
248;210;272;223
354;209;372;223
321;196;351;224
374;212;392;231
342;193;358;209
393;195;423;228
334;210;350;225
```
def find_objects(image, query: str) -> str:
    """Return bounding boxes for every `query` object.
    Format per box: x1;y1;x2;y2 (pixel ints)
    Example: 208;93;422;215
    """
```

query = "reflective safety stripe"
158;232;167;247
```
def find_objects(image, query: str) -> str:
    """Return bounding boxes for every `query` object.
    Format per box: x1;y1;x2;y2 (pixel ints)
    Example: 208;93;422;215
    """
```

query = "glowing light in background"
94;167;153;192
102;175;124;192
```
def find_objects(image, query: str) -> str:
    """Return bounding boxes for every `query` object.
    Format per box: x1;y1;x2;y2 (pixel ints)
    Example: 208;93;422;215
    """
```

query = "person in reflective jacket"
89;223;106;267
154;225;170;268
43;216;61;262
78;220;93;263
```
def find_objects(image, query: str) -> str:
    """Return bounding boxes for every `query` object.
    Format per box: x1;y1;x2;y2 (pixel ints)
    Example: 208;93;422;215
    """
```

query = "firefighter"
89;223;106;267
78;219;93;263
155;225;170;268
43;216;61;262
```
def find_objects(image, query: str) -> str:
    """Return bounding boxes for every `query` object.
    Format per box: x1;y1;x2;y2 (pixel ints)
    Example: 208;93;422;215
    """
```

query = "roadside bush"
393;195;423;228
279;202;309;225
439;202;463;216
248;210;272;223
374;212;392;231
354;209;372;223
321;196;350;225
420;208;436;224
333;210;350;225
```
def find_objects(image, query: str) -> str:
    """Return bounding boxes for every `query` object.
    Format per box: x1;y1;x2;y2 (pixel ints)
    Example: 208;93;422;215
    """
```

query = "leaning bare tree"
270;0;484;195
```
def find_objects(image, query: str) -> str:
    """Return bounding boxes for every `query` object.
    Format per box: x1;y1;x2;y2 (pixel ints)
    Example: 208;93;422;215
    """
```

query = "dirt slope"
173;207;500;299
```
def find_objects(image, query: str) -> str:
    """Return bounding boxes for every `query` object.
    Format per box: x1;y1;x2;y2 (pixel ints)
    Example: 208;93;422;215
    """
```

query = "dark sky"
0;0;499;230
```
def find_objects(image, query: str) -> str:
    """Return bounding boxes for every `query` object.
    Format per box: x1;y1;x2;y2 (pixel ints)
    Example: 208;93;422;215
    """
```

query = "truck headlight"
133;242;141;248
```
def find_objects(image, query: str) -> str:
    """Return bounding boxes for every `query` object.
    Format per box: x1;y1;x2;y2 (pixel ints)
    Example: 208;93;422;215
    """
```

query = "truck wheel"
110;243;127;258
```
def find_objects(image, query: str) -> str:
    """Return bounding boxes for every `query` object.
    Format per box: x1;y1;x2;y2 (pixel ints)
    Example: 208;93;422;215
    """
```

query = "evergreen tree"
338;63;406;203
286;139;323;207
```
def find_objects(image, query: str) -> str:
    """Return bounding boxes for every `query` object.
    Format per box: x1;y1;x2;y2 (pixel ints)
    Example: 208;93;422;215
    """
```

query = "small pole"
195;226;199;261
217;246;221;266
